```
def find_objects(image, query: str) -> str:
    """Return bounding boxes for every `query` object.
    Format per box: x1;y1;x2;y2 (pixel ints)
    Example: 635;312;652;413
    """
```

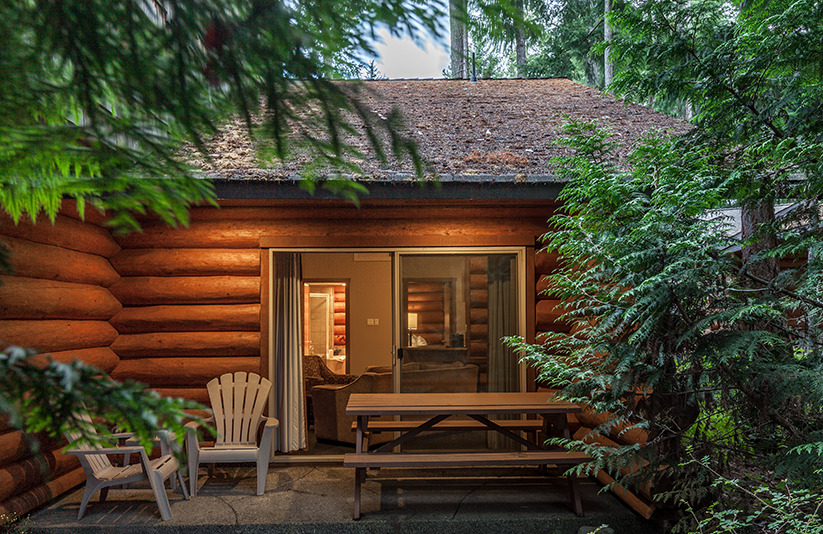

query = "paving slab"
15;464;663;534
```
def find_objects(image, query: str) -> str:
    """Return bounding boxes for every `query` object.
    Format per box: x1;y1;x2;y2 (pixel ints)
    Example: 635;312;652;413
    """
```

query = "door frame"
264;246;528;462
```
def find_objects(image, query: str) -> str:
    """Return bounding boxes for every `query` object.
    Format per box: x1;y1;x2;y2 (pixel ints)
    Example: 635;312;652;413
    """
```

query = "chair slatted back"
207;372;272;447
64;412;113;474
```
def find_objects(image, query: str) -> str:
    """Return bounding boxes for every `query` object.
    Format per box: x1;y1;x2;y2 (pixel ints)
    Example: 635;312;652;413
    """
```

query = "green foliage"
509;2;823;527
509;118;823;527
0;0;444;234
526;0;608;84
683;460;823;534
0;345;207;452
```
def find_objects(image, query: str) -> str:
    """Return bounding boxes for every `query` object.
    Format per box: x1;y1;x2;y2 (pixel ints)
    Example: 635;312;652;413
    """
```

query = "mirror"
303;282;348;373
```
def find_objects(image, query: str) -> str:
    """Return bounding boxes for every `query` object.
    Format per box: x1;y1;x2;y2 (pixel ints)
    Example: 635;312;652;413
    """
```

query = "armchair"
303;354;357;388
64;413;188;521
186;372;278;496
303;354;357;424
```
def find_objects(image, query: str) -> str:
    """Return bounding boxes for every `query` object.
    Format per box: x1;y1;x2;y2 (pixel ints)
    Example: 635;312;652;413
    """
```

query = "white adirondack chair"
186;372;278;496
64;413;189;521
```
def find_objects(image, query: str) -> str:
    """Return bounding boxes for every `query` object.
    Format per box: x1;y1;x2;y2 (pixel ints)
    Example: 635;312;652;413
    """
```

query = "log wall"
0;208;120;523
107;246;262;401
0;199;558;523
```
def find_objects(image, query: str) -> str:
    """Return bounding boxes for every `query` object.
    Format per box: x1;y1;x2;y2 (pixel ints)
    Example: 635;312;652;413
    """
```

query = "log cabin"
0;78;688;521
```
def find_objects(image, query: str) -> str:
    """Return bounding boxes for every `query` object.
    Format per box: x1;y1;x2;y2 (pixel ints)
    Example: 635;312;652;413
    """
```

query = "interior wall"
302;252;392;374
401;255;468;337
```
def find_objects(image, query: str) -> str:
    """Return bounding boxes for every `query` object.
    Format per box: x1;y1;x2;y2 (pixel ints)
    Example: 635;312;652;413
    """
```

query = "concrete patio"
15;463;663;534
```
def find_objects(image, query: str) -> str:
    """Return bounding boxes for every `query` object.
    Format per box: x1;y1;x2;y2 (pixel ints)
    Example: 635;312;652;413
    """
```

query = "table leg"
353;467;363;520
356;415;367;454
544;412;584;516
568;475;583;516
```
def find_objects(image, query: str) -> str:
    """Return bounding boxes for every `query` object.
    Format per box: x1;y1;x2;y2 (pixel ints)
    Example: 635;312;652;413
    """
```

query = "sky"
371;28;450;79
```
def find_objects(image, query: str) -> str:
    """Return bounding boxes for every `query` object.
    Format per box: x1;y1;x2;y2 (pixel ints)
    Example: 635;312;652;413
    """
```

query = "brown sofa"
310;362;479;445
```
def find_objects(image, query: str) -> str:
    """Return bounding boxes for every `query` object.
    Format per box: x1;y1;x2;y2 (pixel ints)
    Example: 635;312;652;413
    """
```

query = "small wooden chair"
64;413;189;521
185;372;279;496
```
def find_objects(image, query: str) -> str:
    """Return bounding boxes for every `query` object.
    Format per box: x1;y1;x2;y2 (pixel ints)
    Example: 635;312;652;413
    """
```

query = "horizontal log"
595;468;655;520
469;257;487;273
575;426;654;507
576;407;649;446
470;309;488;327
408;282;447;293
0;431;61;468
470;342;489;358
0;320;117;353
469;324;488;338
0;213;120;258
407;301;443;313
416;325;444;335
333;286;346;294
333;312;346;323
151;388;211;405
31;347;120;374
333;325;346;335
535;299;566;330
535;251;562;274
407;293;443;303
0;449;79;502
110;248;261;276
110;276;260;306
59;199;110;226
470;289;488;306
415;311;444;324
0;276;120;320
111;331;260;359
1;236;119;287
110;304;260;334
0;431;29;468
470;274;488;289
333;301;346;313
536;275;563;299
116;219;547;249
111;357;261;387
0;467;85;524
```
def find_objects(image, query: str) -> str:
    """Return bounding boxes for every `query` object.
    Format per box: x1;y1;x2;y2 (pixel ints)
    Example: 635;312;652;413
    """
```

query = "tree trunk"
604;0;613;87
450;0;468;79
586;56;601;87
515;0;527;78
741;198;779;283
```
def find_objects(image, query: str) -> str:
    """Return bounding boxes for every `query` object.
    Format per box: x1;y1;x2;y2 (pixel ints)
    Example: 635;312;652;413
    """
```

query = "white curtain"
487;255;518;448
272;252;307;452
487;255;518;393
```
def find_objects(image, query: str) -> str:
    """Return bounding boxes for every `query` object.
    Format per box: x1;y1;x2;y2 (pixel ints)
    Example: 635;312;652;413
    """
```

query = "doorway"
268;247;526;458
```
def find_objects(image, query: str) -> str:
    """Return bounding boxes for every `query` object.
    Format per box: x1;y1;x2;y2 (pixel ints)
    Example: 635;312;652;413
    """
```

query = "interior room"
294;251;521;455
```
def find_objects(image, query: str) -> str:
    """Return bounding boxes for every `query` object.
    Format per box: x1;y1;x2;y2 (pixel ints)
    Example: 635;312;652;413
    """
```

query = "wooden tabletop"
346;392;581;416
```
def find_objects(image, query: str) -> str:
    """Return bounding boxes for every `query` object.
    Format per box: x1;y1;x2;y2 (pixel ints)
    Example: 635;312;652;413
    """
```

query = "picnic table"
343;391;590;519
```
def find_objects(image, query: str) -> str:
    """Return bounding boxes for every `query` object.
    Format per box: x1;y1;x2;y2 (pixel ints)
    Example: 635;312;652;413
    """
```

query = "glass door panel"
397;253;520;394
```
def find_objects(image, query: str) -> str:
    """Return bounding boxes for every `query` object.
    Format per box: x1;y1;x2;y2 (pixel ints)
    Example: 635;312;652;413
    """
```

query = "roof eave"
212;176;565;201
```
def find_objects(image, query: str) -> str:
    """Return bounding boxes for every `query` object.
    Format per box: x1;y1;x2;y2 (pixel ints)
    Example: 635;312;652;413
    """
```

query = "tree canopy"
0;0;443;464
511;0;823;529
0;0;443;233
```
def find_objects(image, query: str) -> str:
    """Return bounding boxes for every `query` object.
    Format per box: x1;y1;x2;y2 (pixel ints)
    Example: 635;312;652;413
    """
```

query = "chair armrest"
264;417;279;429
327;373;358;385
185;420;202;431
185;416;214;432
66;446;145;456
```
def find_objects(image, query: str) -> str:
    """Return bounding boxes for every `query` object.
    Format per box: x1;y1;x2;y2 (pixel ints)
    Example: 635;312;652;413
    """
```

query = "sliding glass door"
394;250;524;395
